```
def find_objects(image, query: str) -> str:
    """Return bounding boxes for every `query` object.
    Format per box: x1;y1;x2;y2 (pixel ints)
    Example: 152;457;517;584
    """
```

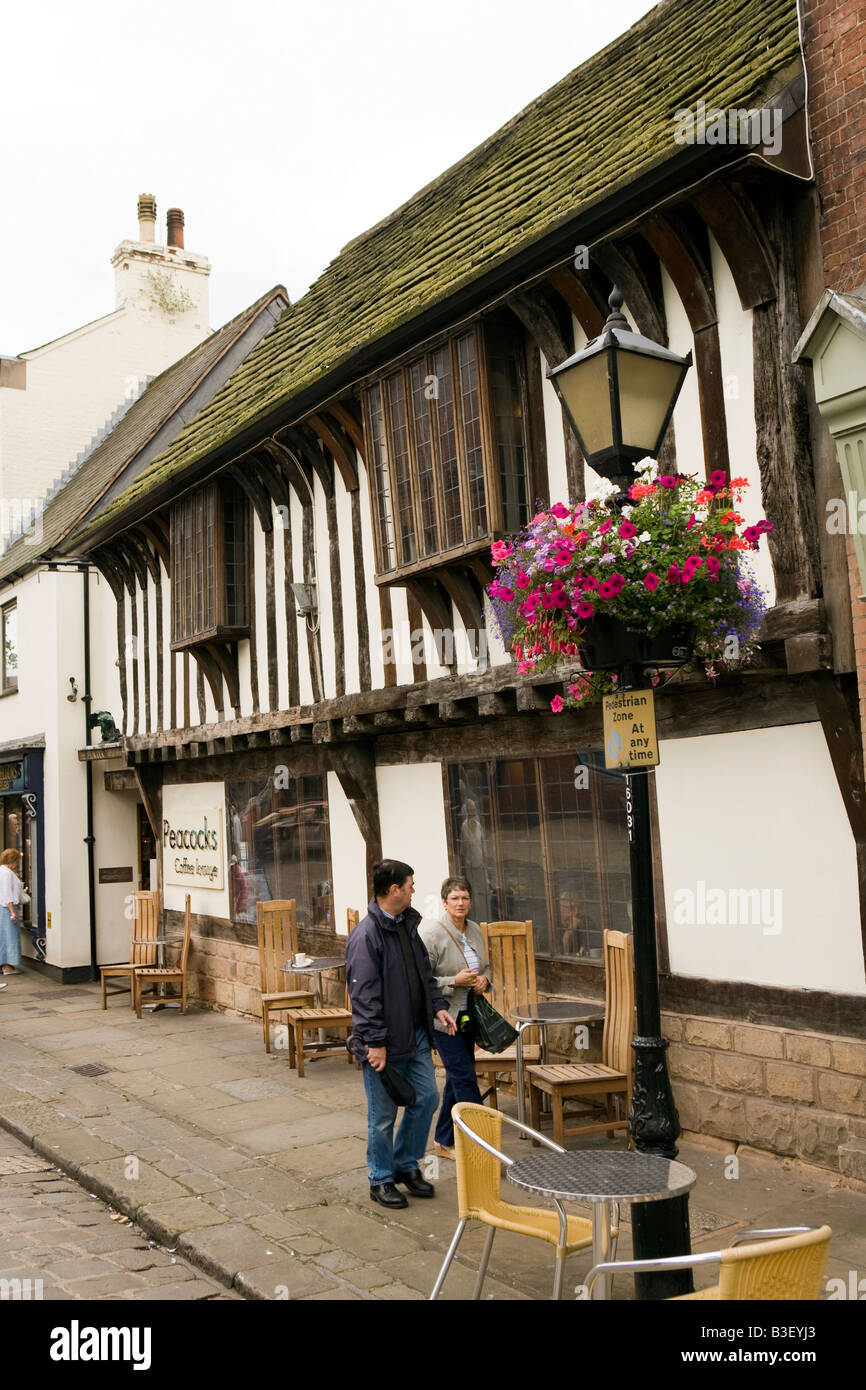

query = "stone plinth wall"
542;1006;866;1181
663;1012;866;1181
183;925;347;1020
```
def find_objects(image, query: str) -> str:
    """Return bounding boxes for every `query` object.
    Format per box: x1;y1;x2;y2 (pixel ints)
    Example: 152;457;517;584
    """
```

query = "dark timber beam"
307;412;359;492
330;743;382;886
690;181;777;310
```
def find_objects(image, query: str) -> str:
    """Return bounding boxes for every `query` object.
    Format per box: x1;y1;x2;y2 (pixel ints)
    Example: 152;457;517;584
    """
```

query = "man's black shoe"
369;1181;408;1209
394;1168;435;1198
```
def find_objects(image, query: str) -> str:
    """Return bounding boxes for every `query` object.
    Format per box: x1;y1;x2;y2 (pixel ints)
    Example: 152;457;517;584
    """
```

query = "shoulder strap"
437;919;470;961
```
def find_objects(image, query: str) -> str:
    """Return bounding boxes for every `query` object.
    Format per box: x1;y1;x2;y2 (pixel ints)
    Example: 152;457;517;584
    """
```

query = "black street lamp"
548;287;691;496
549;276;694;1298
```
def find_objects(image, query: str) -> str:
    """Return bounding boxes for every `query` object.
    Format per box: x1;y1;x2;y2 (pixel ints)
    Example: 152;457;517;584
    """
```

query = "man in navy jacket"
347;859;457;1209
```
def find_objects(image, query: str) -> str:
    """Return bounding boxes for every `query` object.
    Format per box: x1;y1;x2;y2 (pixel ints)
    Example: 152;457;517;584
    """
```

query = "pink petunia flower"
550;502;570;519
576;601;595;619
550;695;564;713
582;577;598;592
598;581;616;599
491;541;513;563
658;475;677;489
618;521;637;539
643;573;659;591
598;519;612;535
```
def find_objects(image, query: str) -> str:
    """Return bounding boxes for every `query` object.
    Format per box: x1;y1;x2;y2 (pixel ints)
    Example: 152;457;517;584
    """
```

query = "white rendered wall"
93;780;141;964
0;300;209;506
358;462;386;690
542;346;569;506
335;471;363;696
253;518;269;714
662;265;705;480
711;233;776;604
376;762;449;922
327;771;368;934
313;477;336;700
291;491;314;705
655;723;865;994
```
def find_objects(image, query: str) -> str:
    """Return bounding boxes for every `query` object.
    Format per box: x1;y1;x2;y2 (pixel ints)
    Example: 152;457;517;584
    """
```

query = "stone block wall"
663;1012;866;1180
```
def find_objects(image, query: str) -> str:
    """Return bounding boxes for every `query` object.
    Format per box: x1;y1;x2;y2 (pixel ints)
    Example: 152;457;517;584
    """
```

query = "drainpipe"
82;565;98;981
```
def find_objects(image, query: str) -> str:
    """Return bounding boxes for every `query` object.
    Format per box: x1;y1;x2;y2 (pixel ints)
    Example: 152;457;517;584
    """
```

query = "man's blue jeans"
362;1025;440;1184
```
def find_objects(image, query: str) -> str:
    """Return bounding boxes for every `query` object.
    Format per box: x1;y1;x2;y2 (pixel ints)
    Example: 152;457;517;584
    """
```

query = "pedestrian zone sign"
602;688;659;769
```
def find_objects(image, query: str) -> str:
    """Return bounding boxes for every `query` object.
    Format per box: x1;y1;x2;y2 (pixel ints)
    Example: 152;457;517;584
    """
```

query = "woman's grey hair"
441;875;472;901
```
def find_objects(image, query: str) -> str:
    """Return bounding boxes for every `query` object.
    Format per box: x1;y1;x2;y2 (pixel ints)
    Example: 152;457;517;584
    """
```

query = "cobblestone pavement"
0;1127;237;1300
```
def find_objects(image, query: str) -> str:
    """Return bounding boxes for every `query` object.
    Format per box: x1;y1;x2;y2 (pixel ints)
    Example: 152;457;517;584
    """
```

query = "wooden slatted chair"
257;899;315;1053
528;929;634;1147
285;909;358;1077
473;920;541;1108
100;890;159;1008
133;893;193;1017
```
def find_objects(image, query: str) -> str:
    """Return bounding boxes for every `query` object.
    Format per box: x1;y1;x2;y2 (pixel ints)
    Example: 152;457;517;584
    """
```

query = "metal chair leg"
430;1219;468;1300
553;1200;568;1300
473;1226;496;1300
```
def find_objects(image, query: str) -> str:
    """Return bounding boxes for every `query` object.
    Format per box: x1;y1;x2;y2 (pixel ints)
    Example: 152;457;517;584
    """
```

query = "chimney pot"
137;193;157;243
166;208;185;249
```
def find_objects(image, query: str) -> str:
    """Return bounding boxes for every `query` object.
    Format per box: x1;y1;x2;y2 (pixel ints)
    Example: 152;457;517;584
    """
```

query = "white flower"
620;505;634;518
638;530;652;544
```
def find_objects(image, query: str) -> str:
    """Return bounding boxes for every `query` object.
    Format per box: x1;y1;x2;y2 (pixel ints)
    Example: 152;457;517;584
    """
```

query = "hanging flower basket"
487;465;772;711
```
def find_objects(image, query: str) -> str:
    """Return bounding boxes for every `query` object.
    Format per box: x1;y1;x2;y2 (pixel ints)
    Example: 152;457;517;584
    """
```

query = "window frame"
169;480;250;652
361;318;533;582
442;752;667;967
1;600;18;695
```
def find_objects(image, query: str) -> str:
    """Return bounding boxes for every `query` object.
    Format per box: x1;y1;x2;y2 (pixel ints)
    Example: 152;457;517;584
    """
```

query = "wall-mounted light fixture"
67;677;79;702
290;581;319;630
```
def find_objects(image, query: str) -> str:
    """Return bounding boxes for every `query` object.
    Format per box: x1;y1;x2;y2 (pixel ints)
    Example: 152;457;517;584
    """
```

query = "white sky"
3;0;657;355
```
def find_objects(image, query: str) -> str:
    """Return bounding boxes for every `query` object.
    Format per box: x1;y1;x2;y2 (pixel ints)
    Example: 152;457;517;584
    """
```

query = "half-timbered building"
61;0;866;1176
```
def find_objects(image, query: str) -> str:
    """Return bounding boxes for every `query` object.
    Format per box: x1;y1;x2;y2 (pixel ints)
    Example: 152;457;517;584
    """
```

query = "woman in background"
420;876;491;1160
0;847;24;977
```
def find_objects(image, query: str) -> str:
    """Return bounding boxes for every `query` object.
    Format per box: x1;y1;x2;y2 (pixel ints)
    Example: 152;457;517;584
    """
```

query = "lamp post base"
631;1034;680;1157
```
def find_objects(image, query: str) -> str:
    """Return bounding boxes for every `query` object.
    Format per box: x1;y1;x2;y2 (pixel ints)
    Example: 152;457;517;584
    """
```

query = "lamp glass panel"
615;351;684;453
554;351;614;455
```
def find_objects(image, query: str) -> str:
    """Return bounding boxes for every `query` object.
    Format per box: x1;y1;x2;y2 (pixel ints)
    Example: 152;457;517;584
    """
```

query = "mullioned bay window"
170;479;249;648
362;317;538;578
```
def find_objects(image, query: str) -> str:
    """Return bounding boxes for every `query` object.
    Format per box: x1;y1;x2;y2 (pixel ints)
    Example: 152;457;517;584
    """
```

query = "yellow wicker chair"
586;1225;832;1301
430;1100;617;1301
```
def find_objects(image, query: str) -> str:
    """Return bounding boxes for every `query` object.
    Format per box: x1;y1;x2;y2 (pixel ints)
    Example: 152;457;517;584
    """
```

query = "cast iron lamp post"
548;275;694;1297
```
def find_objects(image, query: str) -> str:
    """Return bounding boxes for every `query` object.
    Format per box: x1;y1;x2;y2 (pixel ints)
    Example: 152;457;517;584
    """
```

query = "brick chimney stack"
137;193;157;244
166;208;185;250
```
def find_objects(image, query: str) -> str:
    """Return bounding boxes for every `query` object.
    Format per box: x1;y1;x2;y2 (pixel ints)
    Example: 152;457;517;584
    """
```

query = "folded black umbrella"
346;1035;417;1107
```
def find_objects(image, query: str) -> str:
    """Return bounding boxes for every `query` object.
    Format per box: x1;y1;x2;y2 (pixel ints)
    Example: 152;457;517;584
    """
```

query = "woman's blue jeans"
362;1025;440;1185
433;1015;482;1146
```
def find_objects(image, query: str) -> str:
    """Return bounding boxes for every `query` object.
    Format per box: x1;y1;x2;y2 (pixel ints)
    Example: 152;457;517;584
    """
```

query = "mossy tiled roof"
0;288;287;582
73;0;800;541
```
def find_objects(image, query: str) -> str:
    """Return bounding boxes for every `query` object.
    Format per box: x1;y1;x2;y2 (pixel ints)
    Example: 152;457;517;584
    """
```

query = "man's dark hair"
373;859;414;899
441;875;472;900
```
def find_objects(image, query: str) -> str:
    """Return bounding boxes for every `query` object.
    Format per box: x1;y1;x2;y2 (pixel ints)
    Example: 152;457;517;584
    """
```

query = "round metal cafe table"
507;1149;696;1300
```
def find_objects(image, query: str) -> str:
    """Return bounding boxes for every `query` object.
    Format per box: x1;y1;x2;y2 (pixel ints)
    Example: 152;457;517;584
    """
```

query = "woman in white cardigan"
0;847;23;977
419;876;491;1160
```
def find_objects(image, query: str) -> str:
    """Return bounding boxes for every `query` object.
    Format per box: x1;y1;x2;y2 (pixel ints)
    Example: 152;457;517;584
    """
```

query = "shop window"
0;791;31;926
446;754;640;962
170;480;248;649
362;318;532;578
1;601;17;694
227;772;332;929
